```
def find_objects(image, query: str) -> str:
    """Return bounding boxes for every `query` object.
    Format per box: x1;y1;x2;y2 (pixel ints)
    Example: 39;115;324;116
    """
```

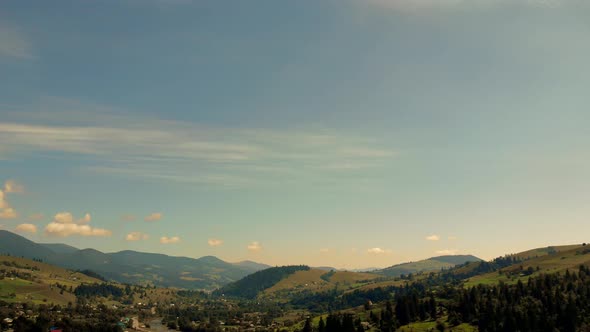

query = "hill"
0;255;103;305
0;230;267;290
216;265;310;299
40;243;80;254
376;255;482;277
465;244;590;287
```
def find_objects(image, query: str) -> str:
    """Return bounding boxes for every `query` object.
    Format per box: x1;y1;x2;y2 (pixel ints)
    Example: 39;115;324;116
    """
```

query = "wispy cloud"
247;241;262;253
160;236;180;244
435;249;458;255
126;231;149;241
426;234;440;241
0;22;34;60
367;247;392;255
16;223;37;233
208;238;223;247
145;212;163;222
45;212;112;237
0;98;394;187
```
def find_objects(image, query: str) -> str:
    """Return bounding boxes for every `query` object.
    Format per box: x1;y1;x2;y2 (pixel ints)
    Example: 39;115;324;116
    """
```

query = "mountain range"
0;230;269;289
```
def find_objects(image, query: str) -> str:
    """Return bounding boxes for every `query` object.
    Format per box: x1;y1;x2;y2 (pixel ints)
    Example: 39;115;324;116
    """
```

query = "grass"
465;245;590;288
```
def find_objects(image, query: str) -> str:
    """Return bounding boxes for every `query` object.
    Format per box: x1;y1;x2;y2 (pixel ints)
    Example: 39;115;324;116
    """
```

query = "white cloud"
126;232;149;241
15;223;37;233
160;236;180;244
4;180;24;193
145;212;163;222
44;212;112;237
367;247;392;255
247;241;262;252
45;222;112;237
208;238;223;247
0;23;34;59
54;212;74;224
426;234;440;241
78;213;91;224
435;249;458;255
0;182;22;219
0;207;18;219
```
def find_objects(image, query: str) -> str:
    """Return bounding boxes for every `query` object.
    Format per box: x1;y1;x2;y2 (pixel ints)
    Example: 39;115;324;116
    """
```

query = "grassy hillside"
0;255;103;305
377;255;482;277
262;269;381;301
465;244;589;287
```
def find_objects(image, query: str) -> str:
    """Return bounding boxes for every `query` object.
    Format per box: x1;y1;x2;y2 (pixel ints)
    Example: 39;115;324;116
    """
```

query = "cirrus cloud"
15;223;37;233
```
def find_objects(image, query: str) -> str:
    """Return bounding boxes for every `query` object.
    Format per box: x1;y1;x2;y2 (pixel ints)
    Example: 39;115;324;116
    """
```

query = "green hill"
465;244;589;287
216;265;310;299
376;255;482;277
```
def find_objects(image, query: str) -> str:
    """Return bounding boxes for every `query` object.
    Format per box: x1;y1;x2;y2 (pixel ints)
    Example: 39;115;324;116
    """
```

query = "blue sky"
1;0;589;268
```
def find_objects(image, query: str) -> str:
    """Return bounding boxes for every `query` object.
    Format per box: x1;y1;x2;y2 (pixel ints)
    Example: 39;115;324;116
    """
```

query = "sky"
1;0;589;269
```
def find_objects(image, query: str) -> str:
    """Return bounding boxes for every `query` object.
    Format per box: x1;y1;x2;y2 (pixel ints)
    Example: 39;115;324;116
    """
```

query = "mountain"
376;254;482;277
233;260;271;271
0;230;57;261
0;230;267;290
40;243;80;254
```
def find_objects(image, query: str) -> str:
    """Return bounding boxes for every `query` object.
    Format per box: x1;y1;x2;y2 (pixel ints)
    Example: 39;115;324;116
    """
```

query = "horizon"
2;0;590;270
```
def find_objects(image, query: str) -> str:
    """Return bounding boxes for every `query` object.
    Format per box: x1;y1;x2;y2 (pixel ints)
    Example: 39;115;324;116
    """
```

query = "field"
465;245;590;287
262;269;381;300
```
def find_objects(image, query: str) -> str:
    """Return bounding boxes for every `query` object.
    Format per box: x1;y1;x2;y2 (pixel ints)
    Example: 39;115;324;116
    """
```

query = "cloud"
0;208;18;219
0;98;394;187
15;223;37;233
44;212;112;237
0;23;34;59
435;249;458;255
78;213;91;224
126;231;149;241
0;181;22;219
319;248;331;254
145;212;163;222
53;212;74;224
45;222;112;237
247;241;262;252
367;247;393;255
208;238;223;247
426;234;440;241
160;236;180;244
121;214;137;222
4;180;24;193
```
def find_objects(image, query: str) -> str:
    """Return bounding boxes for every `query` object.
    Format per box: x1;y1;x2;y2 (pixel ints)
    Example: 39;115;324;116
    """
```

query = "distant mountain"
233;260;271;271
313;266;339;272
40;243;80;254
0;230;267;290
377;254;482;277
